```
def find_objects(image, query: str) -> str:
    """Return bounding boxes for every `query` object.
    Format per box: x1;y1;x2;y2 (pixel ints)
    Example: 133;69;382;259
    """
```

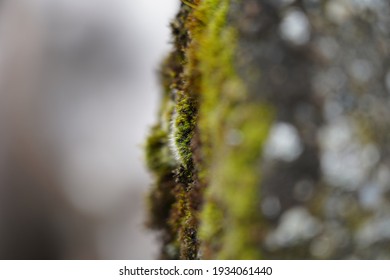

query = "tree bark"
146;0;390;259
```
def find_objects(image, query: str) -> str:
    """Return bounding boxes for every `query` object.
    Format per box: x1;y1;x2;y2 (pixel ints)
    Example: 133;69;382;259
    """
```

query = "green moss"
144;47;182;258
145;1;203;259
187;0;275;259
146;0;387;260
198;200;224;257
144;122;178;259
201;105;274;259
146;0;275;259
171;91;197;168
145;125;175;174
180;0;198;9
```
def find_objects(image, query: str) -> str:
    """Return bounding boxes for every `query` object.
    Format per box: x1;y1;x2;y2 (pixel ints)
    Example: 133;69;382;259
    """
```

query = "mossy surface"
146;0;275;259
146;0;201;259
147;0;390;260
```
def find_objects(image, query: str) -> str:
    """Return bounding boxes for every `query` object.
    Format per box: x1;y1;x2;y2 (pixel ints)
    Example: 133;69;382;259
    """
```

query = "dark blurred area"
0;0;178;259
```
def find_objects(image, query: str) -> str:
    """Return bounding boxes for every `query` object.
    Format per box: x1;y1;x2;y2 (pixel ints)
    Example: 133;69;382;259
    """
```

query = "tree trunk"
146;0;390;259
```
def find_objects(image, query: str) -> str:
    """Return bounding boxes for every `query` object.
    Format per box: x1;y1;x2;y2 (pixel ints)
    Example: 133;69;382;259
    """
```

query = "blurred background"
0;0;179;259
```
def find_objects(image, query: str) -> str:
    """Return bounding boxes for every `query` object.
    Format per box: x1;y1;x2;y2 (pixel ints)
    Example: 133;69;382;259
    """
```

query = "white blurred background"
0;0;179;259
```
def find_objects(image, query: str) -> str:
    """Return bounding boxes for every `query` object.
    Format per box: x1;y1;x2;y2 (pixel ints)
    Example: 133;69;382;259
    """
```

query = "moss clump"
170;91;197;168
146;1;202;259
145;123;178;258
145;125;175;174
191;0;275;259
146;0;275;259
